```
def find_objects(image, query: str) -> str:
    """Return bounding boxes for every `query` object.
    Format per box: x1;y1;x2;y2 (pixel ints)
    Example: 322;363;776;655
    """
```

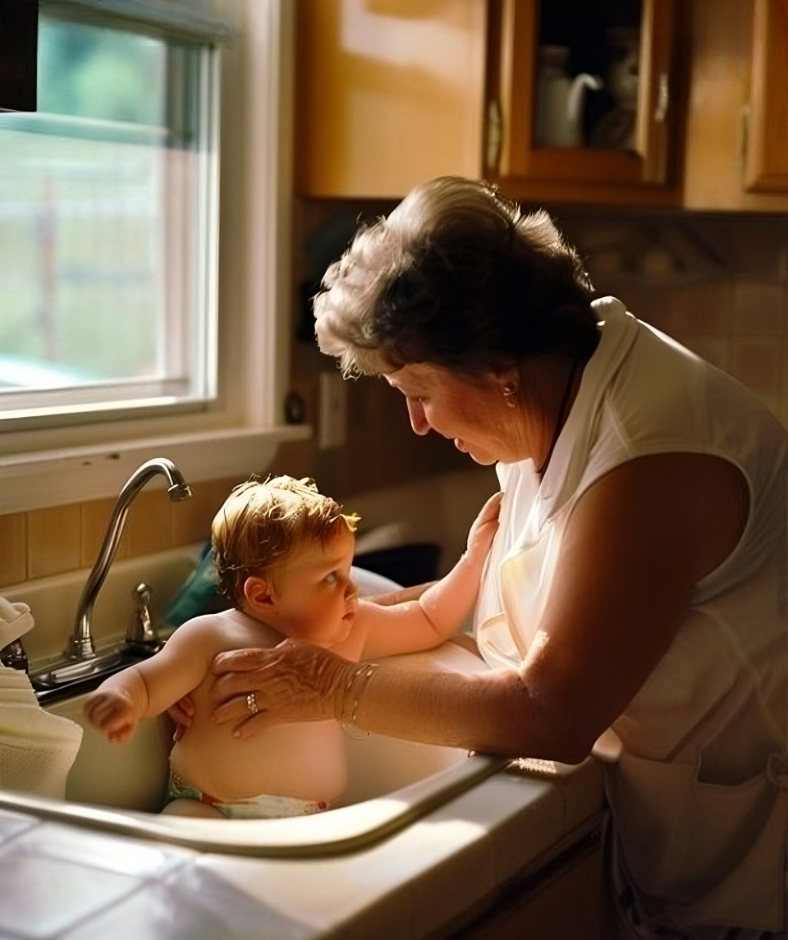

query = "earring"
502;383;517;408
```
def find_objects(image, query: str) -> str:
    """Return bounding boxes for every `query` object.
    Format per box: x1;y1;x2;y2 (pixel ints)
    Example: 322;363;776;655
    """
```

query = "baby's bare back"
169;610;347;804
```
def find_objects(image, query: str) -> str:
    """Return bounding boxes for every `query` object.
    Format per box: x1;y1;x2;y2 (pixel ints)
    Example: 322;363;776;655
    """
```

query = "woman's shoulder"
609;320;786;452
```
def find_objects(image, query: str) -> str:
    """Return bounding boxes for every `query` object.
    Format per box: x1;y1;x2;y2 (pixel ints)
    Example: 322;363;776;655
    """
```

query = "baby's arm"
349;491;501;659
82;617;219;744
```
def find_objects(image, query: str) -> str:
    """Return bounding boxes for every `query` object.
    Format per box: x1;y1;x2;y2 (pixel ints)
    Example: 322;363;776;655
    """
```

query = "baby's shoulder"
182;608;281;650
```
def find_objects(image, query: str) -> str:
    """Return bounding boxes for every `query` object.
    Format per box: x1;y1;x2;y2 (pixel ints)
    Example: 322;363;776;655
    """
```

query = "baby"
83;475;500;819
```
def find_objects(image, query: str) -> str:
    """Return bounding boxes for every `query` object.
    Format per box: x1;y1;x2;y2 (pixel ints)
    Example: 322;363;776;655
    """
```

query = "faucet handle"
126;582;159;648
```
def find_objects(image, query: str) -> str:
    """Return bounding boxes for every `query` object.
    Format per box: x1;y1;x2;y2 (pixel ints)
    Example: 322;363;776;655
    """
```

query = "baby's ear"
243;575;273;613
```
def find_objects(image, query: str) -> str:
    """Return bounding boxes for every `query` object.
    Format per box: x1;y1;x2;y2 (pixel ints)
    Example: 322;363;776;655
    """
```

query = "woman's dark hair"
313;176;598;378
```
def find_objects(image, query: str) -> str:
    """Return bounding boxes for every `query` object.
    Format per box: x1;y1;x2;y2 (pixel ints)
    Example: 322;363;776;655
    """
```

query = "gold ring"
246;692;259;715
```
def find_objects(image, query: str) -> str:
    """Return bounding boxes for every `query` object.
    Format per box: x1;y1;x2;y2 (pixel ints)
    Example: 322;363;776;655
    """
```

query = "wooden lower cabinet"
440;835;618;940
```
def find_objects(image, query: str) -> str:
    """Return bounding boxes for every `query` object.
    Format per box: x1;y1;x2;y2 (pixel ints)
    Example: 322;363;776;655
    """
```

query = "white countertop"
0;757;604;940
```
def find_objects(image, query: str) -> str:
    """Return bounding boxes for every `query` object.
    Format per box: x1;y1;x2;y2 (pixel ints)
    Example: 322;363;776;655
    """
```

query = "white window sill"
0;423;311;514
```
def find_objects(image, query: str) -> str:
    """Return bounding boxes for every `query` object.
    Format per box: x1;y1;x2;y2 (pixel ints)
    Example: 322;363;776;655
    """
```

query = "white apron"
475;297;788;935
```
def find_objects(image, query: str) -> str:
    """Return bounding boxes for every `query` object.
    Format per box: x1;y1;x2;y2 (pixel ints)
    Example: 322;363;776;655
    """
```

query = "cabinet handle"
654;73;669;123
739;104;750;176
486;98;503;173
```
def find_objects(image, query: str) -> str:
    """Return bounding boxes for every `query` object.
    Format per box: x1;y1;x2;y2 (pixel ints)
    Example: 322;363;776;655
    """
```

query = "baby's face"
269;525;358;648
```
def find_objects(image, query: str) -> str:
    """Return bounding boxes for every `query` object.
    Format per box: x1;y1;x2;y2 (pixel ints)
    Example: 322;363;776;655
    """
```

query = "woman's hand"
209;640;357;738
465;491;503;562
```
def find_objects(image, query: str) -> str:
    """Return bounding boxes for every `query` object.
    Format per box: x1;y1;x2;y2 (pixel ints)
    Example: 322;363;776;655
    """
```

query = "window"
0;2;303;514
0;2;220;422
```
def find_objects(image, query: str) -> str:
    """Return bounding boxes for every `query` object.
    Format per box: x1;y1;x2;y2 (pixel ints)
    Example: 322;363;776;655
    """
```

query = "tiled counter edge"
0;758;605;940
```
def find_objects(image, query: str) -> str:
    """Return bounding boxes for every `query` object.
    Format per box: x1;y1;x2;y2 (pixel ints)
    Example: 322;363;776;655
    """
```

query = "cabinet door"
487;0;681;206
683;0;788;210
295;0;486;199
743;0;788;192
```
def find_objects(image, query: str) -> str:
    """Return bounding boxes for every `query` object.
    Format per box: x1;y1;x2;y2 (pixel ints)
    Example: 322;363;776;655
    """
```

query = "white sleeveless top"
474;297;788;933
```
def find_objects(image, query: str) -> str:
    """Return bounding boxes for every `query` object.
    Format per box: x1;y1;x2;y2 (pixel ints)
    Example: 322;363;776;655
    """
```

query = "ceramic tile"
619;286;671;334
4;573;82;665
192;808;490;938
26;505;81;580
681;334;731;372
727;216;788;279
665;281;734;335
172;477;235;547
0;809;38;844
730;335;784;413
5;547;199;668
733;281;786;335
779;335;788;429
191;850;407;935
81;497;130;568
266;440;317;482
74;862;318;940
15;822;191;877
126;489;175;557
0;513;26;588
0;852;142;939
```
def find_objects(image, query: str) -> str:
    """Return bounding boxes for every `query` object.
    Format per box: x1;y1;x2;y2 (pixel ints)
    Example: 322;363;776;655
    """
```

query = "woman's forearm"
210;639;596;762
344;659;587;762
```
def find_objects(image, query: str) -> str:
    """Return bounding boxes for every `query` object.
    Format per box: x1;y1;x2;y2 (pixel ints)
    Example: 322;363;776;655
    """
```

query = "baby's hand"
465;491;503;560
82;688;138;745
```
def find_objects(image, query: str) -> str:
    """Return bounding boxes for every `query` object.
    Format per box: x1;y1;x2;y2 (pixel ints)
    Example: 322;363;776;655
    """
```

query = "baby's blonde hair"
212;475;360;606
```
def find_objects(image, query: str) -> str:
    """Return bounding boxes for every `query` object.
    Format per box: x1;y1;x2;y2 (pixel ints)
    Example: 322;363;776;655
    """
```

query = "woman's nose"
406;398;430;435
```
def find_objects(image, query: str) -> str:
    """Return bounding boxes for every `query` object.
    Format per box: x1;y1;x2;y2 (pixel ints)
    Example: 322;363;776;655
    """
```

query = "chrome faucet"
68;457;192;662
35;458;192;687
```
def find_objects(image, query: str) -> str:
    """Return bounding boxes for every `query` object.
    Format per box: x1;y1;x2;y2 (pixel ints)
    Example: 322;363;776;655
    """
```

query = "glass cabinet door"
487;0;679;191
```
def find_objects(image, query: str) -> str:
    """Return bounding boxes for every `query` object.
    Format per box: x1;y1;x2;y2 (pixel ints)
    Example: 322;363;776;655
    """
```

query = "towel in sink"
0;597;83;799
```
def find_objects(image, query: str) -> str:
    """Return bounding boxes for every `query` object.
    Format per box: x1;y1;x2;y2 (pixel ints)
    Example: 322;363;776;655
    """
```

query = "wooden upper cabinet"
294;0;487;199
683;0;788;210
294;0;788;210
485;0;683;207
743;0;788;193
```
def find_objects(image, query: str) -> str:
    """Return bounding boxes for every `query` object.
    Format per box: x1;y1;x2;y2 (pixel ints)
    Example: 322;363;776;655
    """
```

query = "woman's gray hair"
313;176;598;378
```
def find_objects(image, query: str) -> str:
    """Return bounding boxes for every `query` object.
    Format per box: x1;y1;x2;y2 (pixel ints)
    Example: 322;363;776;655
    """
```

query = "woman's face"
385;362;525;465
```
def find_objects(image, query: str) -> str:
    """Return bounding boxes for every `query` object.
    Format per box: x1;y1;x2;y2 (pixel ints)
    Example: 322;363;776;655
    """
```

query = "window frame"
0;26;220;423
0;0;306;514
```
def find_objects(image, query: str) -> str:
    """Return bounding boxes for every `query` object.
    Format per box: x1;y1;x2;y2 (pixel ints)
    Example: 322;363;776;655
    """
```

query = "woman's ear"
243;575;274;615
493;366;520;408
493;366;520;391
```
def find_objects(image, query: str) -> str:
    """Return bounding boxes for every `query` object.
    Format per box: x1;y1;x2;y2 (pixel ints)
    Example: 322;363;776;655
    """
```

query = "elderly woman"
208;178;788;939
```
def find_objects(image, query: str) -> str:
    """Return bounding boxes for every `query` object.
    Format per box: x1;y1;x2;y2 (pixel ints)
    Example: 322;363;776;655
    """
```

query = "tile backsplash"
0;477;239;590
3;209;788;606
2;466;498;667
560;211;788;424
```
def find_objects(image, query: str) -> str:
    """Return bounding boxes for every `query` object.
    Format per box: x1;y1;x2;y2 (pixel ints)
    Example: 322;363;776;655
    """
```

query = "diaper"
166;770;329;819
